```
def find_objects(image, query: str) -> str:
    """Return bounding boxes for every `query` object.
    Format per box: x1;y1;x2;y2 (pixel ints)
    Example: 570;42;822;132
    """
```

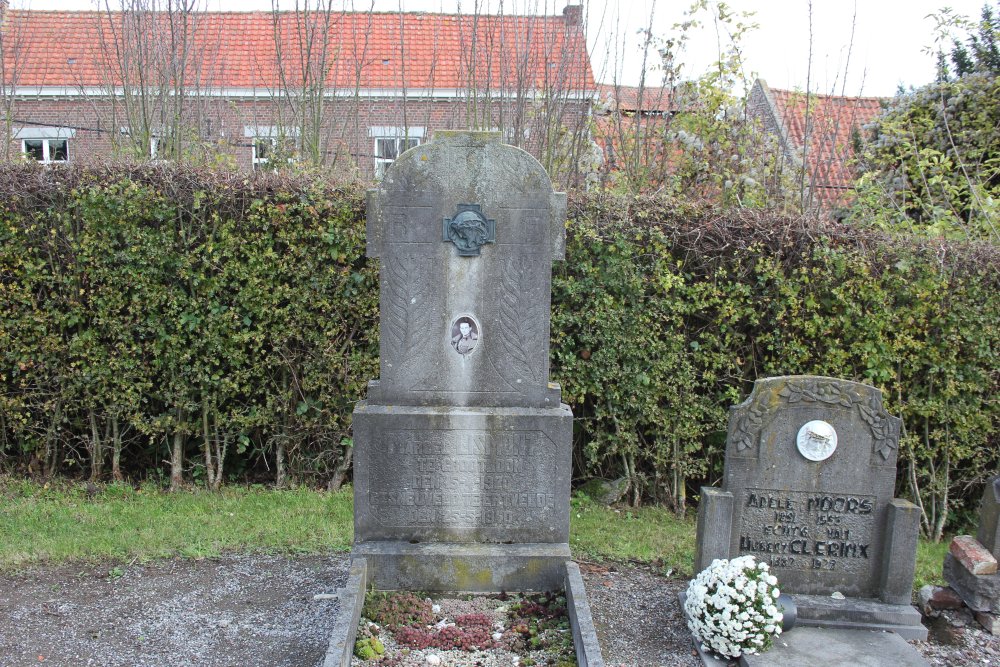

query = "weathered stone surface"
564;562;605;667
692;375;924;640
365;131;566;409
739;627;930;667
880;498;921;605
694;487;734;573
343;130;599;661
713;376;903;598
919;585;965;616
577;477;628;506
354;542;570;592
978;476;1000;560
792;594;927;640
322;558;368;667
353;402;572;545
951;535;999;575
944;552;1000;613
684;597;928;666
975;610;1000;635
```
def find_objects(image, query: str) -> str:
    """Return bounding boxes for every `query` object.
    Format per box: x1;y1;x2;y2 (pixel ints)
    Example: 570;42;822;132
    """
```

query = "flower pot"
777;593;797;631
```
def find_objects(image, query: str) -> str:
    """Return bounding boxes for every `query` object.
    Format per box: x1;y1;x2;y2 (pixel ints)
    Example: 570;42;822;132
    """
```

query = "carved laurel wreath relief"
492;254;545;392
732;379;897;461
382;253;431;382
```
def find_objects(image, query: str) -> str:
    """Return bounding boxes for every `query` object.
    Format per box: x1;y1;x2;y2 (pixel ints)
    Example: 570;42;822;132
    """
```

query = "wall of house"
6;93;591;179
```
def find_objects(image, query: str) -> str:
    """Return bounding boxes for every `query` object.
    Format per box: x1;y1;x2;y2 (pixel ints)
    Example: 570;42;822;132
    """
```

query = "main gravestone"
353;130;573;591
324;131;604;667
695;376;927;640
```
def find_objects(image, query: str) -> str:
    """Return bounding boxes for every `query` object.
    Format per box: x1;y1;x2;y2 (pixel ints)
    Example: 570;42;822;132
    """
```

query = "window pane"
254;139;270;161
376;138;397;160
402;138;419;152
23;139;44;161
49;140;68;162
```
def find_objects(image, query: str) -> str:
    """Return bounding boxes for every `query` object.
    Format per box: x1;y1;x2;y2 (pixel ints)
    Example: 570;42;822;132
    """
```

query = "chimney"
563;4;583;27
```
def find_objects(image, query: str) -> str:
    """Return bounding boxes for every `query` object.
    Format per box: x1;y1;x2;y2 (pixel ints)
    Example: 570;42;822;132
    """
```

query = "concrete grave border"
323;559;604;666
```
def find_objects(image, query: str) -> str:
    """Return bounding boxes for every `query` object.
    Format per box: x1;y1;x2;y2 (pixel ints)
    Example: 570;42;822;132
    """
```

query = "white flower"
683;555;784;659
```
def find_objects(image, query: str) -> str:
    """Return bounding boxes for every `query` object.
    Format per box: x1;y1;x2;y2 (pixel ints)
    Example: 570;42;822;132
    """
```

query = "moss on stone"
353;636;385;660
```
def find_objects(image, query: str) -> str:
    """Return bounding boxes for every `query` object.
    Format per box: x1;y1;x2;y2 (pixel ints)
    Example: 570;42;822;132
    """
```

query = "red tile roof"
2;9;594;92
766;84;883;209
597;84;673;114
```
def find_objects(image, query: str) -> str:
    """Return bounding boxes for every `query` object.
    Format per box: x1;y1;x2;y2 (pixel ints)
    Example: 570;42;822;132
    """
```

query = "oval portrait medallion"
449;315;481;356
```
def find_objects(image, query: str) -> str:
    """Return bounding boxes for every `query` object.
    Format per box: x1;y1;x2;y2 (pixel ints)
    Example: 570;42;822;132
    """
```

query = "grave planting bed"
351;590;576;666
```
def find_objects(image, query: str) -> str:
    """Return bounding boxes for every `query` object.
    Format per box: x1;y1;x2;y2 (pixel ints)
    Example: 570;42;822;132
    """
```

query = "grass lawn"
0;476;353;570
0;476;949;590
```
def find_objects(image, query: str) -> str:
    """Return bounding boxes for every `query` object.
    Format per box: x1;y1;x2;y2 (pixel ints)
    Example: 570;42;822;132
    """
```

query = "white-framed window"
15;127;75;164
370;126;424;178
119;127;162;160
245;125;299;170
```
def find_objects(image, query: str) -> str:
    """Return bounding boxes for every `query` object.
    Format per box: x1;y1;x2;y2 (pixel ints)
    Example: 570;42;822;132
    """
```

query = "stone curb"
565;561;606;667
322;558;368;667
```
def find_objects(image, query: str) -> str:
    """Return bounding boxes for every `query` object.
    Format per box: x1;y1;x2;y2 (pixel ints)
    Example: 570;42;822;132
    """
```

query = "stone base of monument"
791;594;927;640
352;541;571;591
322;557;604;667
737;627;930;667
680;593;929;667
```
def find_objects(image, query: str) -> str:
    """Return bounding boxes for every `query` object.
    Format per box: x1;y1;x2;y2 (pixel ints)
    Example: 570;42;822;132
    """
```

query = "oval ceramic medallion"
796;420;838;461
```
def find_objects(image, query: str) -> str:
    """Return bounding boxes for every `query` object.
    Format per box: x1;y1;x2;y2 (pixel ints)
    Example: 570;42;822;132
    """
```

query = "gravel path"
0;554;996;666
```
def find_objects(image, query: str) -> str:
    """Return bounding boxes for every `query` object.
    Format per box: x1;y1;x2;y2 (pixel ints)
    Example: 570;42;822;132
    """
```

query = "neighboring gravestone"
695;376;926;639
978;476;1000;560
943;476;1000;628
351;131;573;592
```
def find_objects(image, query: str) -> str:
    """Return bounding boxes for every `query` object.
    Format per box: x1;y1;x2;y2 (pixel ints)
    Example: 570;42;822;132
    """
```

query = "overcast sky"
14;0;990;96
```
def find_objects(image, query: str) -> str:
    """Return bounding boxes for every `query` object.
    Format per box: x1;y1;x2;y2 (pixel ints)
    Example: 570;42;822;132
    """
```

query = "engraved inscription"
498;209;546;246
369;429;556;528
737;488;876;576
387;206;436;243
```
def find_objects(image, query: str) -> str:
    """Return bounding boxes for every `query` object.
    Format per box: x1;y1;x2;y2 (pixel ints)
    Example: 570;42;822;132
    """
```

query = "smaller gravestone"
694;376;926;640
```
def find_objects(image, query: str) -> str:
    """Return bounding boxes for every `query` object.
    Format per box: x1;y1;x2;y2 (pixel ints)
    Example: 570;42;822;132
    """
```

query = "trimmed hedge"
556;193;999;537
0;164;997;535
0;164;377;488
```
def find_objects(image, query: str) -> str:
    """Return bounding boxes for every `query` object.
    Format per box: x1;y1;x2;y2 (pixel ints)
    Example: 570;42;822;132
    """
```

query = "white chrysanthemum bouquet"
684;555;785;659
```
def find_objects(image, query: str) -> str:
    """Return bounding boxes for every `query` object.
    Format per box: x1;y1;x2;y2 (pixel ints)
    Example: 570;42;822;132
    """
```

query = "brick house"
593;83;673;183
747;78;884;211
0;5;594;181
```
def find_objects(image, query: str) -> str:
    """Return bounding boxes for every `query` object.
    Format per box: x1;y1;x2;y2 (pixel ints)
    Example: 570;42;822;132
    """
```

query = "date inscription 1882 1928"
738;488;875;574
